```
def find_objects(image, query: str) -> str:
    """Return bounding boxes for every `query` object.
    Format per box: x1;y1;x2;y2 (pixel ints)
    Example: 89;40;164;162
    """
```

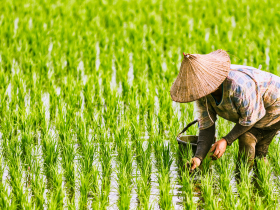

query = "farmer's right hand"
190;157;201;171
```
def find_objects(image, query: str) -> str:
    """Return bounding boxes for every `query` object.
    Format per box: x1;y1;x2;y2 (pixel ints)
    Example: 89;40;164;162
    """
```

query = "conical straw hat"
170;49;231;103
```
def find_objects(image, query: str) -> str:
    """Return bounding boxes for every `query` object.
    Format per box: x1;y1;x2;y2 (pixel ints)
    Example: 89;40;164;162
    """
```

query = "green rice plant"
154;138;173;173
7;145;30;208
0;183;16;209
42;133;59;182
79;168;99;210
117;142;134;210
136;140;152;209
175;136;196;209
61;139;76;200
0;154;16;209
252;194;267;210
235;156;253;209
215;154;236;209
176;144;193;172
268;139;280;176
254;157;277;208
79;141;96;175
200;173;219;210
157;172;174;210
56;101;75;143
99;141;112;209
200;155;212;175
20;130;33;171
78;134;99;209
180;169;196;210
153;138;174;209
33;98;49;137
114;127;128;153
30;158;45;209
47;166;64;210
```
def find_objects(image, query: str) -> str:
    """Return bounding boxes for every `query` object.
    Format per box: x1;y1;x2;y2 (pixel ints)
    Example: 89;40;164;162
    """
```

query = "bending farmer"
170;50;280;170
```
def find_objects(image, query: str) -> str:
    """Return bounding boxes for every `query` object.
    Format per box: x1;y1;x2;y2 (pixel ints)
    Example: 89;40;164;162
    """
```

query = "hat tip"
183;52;190;58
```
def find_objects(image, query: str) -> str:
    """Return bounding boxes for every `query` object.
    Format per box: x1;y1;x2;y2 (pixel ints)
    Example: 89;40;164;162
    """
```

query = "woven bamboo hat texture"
170;49;231;103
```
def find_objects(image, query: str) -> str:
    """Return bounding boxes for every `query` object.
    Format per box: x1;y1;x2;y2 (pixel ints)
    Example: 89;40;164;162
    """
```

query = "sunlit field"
0;0;280;209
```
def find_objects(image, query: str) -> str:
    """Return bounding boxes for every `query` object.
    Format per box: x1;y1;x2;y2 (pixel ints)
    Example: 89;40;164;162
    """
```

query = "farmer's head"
170;50;230;103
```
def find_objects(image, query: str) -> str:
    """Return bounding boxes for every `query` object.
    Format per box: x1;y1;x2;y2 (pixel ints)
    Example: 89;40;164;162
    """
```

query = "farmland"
0;0;280;209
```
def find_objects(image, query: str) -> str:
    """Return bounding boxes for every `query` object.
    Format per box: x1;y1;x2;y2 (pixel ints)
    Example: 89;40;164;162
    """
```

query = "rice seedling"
30;156;45;209
235;156;253;210
0;153;16;209
6;136;31;208
42;133;59;182
47;166;65;209
179;168;196;210
254;157;277;208
99;141;112;209
78;129;99;209
61;138;76;200
136;140;152;209
200;173;219;210
154;138;174;209
116;142;134;210
269;139;280;176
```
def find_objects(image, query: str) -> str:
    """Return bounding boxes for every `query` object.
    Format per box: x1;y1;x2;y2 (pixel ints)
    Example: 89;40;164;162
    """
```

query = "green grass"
0;0;280;209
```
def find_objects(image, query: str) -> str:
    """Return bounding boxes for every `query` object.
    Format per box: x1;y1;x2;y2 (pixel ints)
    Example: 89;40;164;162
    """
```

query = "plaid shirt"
195;64;280;130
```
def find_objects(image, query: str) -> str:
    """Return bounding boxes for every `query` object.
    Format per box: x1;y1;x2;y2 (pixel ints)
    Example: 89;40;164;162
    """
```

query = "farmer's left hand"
210;138;227;160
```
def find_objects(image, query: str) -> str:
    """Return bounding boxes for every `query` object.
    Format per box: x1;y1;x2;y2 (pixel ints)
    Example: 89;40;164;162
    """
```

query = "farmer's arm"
190;98;217;170
194;124;215;161
211;78;264;159
193;123;254;163
223;123;254;145
191;123;254;170
209;123;254;160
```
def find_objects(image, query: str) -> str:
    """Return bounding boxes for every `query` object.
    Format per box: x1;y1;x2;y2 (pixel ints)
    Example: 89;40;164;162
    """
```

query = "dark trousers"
238;120;280;165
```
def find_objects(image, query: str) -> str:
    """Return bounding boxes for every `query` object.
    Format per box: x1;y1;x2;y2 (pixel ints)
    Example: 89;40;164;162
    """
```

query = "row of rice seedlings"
180;170;196;210
177;143;196;210
136;140;152;209
200;172;219;210
99;139;113;209
215;153;236;209
47;166;64;209
235;156;253;209
254;158;277;208
77;120;99;209
6;134;31;208
29;150;45;209
154;138;173;209
116;141;134;210
2;0;278;78
0;151;15;208
268;139;280;186
42;133;59;185
60;135;76;201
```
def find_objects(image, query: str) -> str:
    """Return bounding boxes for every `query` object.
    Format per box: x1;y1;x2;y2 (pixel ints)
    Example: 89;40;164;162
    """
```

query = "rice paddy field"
0;0;280;209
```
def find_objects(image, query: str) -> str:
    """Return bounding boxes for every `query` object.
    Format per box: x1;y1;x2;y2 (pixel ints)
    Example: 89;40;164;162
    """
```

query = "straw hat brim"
170;49;231;103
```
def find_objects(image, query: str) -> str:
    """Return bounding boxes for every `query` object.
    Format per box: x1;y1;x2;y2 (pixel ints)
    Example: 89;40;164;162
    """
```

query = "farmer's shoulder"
225;65;254;91
229;64;280;85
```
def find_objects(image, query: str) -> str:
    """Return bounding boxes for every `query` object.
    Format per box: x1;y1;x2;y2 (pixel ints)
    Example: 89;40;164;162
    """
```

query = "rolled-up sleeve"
195;98;217;130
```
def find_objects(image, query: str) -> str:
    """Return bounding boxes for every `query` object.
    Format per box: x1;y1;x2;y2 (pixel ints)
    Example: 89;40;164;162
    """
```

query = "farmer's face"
212;84;222;94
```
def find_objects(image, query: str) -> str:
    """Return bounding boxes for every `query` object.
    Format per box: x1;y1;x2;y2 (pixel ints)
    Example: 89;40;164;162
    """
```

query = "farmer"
170;49;280;170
